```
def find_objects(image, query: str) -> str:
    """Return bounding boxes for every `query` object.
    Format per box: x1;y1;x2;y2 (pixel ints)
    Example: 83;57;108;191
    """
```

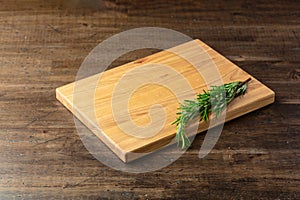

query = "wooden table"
0;1;299;199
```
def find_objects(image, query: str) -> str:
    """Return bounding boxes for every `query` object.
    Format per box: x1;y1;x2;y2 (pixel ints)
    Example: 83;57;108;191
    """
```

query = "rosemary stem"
240;77;252;86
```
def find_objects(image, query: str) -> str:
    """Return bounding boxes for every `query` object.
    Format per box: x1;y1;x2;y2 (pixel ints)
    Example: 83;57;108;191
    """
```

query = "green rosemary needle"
172;78;251;149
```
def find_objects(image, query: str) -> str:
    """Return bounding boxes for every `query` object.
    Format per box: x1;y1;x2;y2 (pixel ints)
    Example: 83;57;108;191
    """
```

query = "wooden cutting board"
56;39;275;163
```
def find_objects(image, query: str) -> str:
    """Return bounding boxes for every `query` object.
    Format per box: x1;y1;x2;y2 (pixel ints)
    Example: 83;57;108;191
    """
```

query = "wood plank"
56;39;275;162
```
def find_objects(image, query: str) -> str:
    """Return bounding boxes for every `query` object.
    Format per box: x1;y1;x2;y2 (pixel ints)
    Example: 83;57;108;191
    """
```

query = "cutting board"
56;39;275;163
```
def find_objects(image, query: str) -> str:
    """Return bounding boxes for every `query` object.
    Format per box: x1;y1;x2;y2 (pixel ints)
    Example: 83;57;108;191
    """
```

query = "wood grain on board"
56;39;275;162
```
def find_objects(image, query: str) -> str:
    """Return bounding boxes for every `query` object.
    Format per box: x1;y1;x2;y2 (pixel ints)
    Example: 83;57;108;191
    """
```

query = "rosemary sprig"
172;78;251;149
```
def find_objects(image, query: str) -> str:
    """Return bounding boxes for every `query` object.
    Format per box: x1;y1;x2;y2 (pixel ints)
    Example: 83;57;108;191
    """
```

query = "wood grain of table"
0;0;299;199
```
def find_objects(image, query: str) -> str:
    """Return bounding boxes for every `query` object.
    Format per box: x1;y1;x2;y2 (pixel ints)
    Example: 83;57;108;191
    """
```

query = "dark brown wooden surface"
0;0;299;199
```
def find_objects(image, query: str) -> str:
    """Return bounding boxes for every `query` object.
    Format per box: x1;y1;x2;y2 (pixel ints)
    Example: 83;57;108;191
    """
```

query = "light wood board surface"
56;39;275;163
